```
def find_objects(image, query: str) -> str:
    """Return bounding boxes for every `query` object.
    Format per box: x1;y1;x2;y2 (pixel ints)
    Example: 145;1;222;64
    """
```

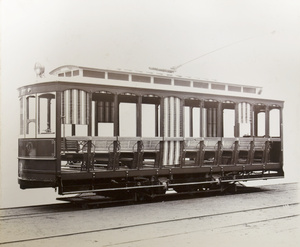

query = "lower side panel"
18;159;57;189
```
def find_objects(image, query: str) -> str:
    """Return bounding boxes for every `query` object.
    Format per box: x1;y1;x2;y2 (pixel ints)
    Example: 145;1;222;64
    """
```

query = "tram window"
83;70;105;78
20;97;24;135
120;103;136;136
26;95;36;137
76;125;88;136
142;104;156;137
193;81;209;89
62;124;72;136
184;106;200;137
27;123;35;138
132;75;151;83
202;108;207;137
192;107;200;137
257;112;266;136
211;84;225;90
243;87;256;94
204;107;217;137
108;72;129;81
223;109;235;137
154;77;171;85
27;96;36;119
61;124;88;137
184;107;190;137
97;123;113;137
270;109;280;137
38;93;55;135
174;79;190;87
183;106;200;137
228;86;241;92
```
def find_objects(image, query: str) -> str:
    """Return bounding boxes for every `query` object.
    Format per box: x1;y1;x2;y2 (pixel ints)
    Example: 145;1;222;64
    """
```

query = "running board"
62;184;165;195
220;176;284;183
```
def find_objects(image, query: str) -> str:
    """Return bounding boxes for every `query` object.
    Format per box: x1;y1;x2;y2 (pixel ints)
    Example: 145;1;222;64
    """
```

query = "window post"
136;95;142;137
200;100;204;137
265;105;270;137
235;103;239;137
88;92;92;136
56;91;62;173
113;94;119;136
217;101;222;137
189;106;193;137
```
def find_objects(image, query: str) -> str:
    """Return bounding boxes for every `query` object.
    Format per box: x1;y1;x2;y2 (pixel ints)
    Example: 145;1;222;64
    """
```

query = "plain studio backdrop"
1;0;300;207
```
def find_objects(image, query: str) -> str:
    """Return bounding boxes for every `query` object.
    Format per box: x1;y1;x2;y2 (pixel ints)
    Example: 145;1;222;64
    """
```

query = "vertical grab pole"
189;106;193;137
265;105;270;137
217;101;222;137
86;93;93;172
160;97;165;167
155;104;159;137
200;100;204;137
136;95;143;168
94;101;98;136
279;106;284;167
87;92;92;136
56;91;62;192
250;104;254;137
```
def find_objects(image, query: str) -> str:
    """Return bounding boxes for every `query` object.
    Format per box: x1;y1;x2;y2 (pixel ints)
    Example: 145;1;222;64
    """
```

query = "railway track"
1;183;299;246
1;202;299;246
0;185;262;221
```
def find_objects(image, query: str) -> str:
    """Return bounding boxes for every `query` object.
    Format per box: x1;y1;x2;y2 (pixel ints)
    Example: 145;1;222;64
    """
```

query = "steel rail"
0;202;299;246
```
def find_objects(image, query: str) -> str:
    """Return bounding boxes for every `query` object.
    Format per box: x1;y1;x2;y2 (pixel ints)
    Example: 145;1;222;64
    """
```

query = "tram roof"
19;65;283;105
49;65;263;93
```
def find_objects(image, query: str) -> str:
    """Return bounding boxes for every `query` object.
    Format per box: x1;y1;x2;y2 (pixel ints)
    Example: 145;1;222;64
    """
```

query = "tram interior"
19;90;282;172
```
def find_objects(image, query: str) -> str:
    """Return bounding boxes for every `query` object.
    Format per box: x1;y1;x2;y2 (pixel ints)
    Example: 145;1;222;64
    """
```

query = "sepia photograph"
1;0;299;246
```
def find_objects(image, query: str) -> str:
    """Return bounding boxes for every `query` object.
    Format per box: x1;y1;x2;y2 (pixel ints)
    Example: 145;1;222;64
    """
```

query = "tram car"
18;65;284;198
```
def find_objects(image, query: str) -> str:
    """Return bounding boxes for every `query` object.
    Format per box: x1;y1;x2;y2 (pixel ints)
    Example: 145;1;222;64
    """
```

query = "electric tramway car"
18;65;284;198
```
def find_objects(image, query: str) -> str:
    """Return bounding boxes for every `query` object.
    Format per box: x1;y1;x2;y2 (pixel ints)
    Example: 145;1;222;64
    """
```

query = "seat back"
204;137;220;151
222;138;236;150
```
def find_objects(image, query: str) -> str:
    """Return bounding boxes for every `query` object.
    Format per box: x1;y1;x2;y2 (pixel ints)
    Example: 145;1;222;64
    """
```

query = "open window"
203;99;218;137
120;102;136;137
184;98;201;137
92;91;114;137
257;112;266;136
119;93;138;137
253;103;266;137
270;107;280;137
142;95;160;137
222;101;235;137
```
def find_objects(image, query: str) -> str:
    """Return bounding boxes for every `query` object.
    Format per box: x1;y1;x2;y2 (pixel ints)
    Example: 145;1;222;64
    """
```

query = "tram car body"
18;65;284;197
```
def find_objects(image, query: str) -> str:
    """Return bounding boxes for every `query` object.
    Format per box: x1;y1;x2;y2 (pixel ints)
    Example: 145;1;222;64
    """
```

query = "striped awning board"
62;89;89;125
